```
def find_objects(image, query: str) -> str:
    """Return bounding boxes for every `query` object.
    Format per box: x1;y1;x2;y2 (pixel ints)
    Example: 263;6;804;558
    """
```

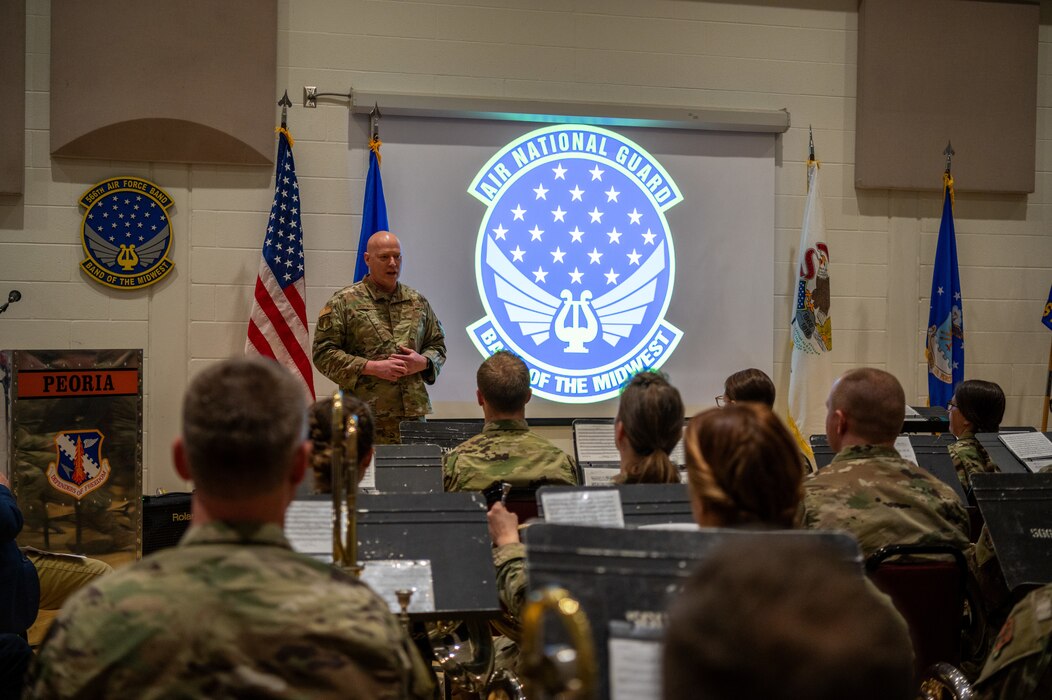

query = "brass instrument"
918;663;974;700
330;390;361;577
517;586;597;700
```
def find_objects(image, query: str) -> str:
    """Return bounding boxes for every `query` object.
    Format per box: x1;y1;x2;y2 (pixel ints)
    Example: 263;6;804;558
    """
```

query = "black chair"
865;543;976;681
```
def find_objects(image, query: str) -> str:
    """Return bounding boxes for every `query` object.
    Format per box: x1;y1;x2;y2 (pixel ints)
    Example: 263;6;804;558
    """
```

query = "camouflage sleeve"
494;543;528;619
418;299;445;386
947;439;994;491
564;455;580;486
442;450;460;492
312;293;369;390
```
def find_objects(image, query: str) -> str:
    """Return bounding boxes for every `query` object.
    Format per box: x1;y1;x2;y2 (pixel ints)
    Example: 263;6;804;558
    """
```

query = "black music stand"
523;524;861;700
902;406;950;433
971;472;1052;592
357;492;500;620
373;443;444;493
976;431;1043;474
535;483;694;527
399;420;483;452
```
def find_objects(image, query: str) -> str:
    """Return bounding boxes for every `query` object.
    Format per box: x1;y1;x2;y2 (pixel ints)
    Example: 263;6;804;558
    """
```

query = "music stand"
523;524;861;700
373;443;444;493
976;431;1042;474
535;483;694;528
399;420;483;452
903;406;950;433
971;472;1052;592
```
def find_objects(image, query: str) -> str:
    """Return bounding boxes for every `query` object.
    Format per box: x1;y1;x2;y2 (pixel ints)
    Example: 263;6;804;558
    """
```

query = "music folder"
535;483;694;528
971;472;1052;591
522;523;861;700
372;443;444;493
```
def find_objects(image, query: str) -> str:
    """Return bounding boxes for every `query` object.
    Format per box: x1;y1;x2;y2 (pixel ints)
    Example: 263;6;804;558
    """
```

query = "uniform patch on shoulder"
317;306;332;331
991;615;1014;659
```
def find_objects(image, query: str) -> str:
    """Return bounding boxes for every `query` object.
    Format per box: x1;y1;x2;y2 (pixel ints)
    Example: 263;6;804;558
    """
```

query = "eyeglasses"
715;395;727;407
947;400;958;410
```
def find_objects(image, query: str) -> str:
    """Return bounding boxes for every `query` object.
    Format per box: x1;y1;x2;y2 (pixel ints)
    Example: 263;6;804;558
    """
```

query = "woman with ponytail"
615;372;685;484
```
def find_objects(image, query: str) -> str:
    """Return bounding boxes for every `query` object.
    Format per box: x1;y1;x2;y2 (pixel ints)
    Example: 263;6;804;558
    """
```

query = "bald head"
826;368;906;449
363;231;402;293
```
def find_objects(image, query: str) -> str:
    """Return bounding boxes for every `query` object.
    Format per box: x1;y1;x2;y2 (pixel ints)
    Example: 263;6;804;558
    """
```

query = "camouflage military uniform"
313;277;445;444
948;432;999;491
973;584;1052;700
802;444;970;556
494;542;528;619
443;420;578;491
27;521;433;700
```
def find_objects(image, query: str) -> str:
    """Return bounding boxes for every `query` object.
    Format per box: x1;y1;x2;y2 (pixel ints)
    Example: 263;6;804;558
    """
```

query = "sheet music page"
670;439;685;466
541;489;625;528
609;637;662;700
360;452;376;490
285;499;332;560
894;435;918;465
999;432;1052;472
904;405;921;417
575;423;620;462
583;467;621;486
360;560;436;613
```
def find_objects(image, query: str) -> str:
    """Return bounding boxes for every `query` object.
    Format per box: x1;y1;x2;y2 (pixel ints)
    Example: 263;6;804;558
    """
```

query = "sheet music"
360;559;436;613
575;423;686;465
904;405;921;418
360;452;376;490
999;432;1052;472
541;489;625;528
285;499;332;560
894;435;918;466
583;467;621;486
609;637;662;700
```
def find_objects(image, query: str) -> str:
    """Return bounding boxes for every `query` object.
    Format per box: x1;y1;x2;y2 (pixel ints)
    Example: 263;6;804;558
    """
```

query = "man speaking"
313;231;446;443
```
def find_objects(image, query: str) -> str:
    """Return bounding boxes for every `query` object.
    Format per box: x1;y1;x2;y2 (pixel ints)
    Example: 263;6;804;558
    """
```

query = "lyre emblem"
116;244;139;271
554;290;598;353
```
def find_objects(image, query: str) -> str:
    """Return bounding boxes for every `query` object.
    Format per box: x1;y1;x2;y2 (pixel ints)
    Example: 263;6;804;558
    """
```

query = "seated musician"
947;379;1005;491
663;537;914;700
613;371;685;484
971;582;1052;700
803;367;970;555
27;358;432;699
716;367;776;408
443;351;577;492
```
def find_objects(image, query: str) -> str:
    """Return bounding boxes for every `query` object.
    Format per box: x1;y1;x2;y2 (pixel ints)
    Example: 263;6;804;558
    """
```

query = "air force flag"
468;125;683;403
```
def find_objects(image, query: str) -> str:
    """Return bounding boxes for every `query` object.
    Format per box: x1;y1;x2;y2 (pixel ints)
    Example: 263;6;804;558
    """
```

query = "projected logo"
468;125;684;403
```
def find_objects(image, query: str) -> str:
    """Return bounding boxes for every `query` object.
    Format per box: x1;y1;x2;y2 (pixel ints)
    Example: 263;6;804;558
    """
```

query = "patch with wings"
78;178;175;290
467;125;684;403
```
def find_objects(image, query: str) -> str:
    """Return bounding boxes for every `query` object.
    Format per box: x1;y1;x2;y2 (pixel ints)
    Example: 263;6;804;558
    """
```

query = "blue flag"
926;174;963;409
353;141;388;283
1043;284;1052;331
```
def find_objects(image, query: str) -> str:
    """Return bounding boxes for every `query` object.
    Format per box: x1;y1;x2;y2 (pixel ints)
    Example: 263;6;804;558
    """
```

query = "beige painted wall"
1;0;1050;494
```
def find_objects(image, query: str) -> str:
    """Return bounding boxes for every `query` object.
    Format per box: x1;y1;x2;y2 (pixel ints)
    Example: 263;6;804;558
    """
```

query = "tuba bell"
516;586;597;700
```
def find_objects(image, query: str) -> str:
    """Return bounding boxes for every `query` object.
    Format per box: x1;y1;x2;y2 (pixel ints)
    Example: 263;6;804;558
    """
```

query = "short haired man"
443;351;577;491
28;358;432;699
802;368;969;555
313;230;446;444
663;537;915;700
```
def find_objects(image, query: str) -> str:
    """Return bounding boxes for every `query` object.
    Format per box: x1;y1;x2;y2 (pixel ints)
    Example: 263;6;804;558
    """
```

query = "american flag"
245;129;315;398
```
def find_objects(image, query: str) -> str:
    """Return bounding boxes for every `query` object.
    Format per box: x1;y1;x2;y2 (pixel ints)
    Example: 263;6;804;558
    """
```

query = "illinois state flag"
926;173;963;409
788;159;833;465
353;138;388;283
245;128;316;399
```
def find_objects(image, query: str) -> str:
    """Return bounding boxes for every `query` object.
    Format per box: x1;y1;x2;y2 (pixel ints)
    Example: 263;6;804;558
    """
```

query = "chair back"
866;543;968;679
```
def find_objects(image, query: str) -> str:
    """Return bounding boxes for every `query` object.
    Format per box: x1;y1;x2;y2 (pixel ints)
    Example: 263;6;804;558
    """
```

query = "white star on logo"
512;204;526;221
605;268;620;285
551;247;566;263
510;245;526;262
552;163;567;180
607;228;622;244
587;248;603;264
605;187;620;203
627;249;642;265
533;267;548;283
552;206;567;222
533;183;549;200
493;224;509;240
589;165;604;181
642;229;656;245
569;267;584;284
628;208;643;225
569;185;585;202
588;207;604;223
569;226;585;243
529;225;544;241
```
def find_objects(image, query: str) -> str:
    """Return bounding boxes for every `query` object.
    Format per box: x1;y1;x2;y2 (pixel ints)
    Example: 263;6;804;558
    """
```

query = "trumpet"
330;389;361;577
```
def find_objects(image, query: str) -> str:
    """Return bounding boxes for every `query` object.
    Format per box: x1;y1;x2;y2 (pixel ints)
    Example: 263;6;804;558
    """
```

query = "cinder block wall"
1;0;1050;493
